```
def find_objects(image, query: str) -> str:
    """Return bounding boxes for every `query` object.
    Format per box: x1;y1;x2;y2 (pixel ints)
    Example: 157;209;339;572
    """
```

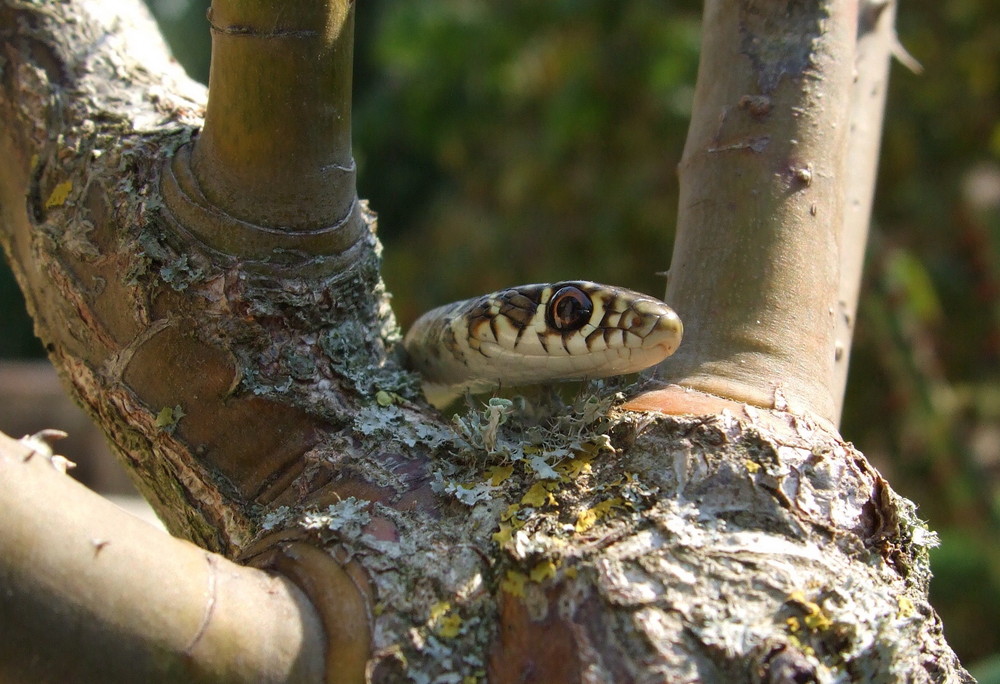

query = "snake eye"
547;286;593;332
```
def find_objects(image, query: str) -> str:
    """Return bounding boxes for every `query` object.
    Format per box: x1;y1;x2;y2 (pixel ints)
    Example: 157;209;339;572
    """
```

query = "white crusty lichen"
301;498;372;539
293;378;957;680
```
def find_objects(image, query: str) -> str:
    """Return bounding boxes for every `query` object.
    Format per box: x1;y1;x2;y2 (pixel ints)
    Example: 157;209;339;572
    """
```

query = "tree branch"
164;0;367;272
832;0;899;421
657;0;857;425
0;0;974;681
0;1;383;676
0;430;325;682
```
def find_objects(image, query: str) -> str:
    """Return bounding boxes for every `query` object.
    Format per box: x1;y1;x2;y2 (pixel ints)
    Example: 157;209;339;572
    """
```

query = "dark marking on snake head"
586;328;605;350
498;290;538;329
442;325;463;362
514;325;528;349
468;316;491;342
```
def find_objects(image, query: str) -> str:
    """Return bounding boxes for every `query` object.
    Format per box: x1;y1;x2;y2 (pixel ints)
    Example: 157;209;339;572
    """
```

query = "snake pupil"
547;286;593;332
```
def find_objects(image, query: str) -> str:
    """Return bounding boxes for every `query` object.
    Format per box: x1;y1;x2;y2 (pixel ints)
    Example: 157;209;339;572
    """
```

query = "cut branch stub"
163;0;365;276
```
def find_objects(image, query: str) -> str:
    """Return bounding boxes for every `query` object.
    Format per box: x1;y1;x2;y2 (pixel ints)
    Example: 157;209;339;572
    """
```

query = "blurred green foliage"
354;1;702;319
0;266;43;357
0;0;997;669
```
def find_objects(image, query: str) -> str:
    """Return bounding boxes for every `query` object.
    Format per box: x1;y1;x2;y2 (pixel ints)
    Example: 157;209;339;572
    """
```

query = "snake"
403;281;682;406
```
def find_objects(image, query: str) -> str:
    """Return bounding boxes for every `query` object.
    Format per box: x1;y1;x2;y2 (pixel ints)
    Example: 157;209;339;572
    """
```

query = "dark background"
1;0;997;675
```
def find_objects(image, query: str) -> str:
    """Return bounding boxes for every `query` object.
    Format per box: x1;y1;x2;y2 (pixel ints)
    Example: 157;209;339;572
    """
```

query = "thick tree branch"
0;431;324;682
0;0;382;677
657;0;856;424
0;0;974;681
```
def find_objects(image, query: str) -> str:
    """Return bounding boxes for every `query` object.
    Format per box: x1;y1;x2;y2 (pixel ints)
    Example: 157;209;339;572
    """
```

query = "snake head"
521;281;683;380
404;281;683;403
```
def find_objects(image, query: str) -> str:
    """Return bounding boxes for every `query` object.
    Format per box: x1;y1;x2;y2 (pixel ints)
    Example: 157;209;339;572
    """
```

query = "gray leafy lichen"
277;384;961;681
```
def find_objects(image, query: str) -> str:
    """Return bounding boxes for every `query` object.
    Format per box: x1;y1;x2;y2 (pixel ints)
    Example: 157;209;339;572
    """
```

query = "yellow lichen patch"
530;559;558;583
574;497;625;533
556;454;594;480
575;508;600;533
375;390;403;407
429;601;463;638
429;600;450;622
787;590;833;632
578;433;614;457
802;608;832;632
521;481;557;508
492;522;513;545
786;632;817;657
44;180;73;209
501;503;521;521
501;570;527;597
494;500;532;544
897;595;915;618
154;405;185;431
487;464;514;486
744;459;761;473
437;614;463;638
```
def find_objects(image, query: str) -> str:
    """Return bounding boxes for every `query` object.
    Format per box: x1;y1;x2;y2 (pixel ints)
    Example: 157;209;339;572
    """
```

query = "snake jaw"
404;281;683;405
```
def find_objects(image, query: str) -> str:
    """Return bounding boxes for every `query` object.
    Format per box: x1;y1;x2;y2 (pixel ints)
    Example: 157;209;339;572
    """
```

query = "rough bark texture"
0;0;972;682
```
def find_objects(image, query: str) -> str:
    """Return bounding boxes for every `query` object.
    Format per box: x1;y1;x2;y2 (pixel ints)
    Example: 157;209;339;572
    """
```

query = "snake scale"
403;281;682;406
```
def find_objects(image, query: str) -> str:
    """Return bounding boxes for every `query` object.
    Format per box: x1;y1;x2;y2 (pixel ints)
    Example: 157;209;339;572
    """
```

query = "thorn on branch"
891;38;924;75
19;429;75;473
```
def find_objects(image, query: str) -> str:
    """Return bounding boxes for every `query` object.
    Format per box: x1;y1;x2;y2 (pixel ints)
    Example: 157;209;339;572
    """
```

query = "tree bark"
0;0;972;682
